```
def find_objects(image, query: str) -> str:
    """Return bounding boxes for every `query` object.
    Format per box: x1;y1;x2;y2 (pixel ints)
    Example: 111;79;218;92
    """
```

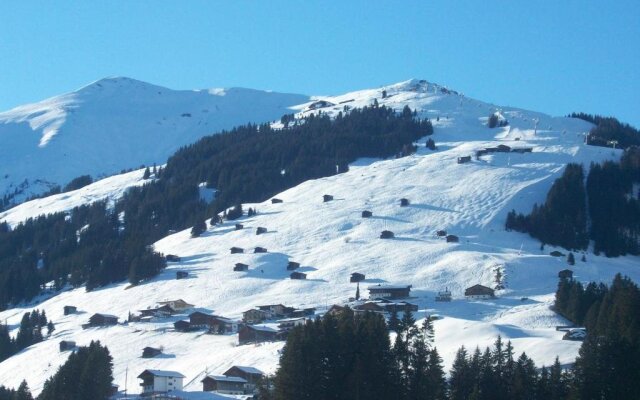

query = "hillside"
0;80;638;397
0;77;308;206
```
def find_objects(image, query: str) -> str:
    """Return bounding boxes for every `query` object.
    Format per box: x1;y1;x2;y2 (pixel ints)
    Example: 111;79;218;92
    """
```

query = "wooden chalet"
496;144;511;152
188;312;238;334
326;304;347;316
142;347;162;358
271;198;283;204
254;246;268;253
175;270;189;280
435;289;452;302
223;366;264;389
286;261;300;270
165;254;181;262
256;227;267;235
230;247;244;254
238;325;280;345
323;194;334;202
288;307;316;318
354;302;385;313
139;304;175;318
290;271;307;280
446;234;459;243
362;210;373;218
368;284;412;300
457;156;471;164
400;198;410;207
63;305;77;315
256;304;292;318
202;375;247;395
278;317;307;331
558;269;574;280
464;284;495;299
234;263;249;272
380;230;395;239
84;313;118;328
436;230;447;237
350;272;365;283
378;300;419;313
173;320;191;332
138;370;185;396
59;340;76;352
235;223;244;230
242;309;269;324
158;299;194;312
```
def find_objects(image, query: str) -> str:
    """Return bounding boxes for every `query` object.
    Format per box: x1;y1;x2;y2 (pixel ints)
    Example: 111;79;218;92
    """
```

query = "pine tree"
142;167;151;179
14;381;33;400
450;346;472;400
567;252;575;265
388;309;400;332
355;283;360;300
47;321;55;336
190;220;206;238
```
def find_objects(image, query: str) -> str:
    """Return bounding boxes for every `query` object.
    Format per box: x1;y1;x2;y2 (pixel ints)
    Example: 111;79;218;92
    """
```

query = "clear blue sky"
1;1;638;126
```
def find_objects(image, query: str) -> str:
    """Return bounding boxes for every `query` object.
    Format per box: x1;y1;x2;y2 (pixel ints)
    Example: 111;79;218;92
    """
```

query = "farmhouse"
230;247;244;254
354;302;385;313
361;210;372;218
238;325;280;345
158;299;194;312
63;305;77;315
165;254;181;262
85;313;118;328
457;156;471;164
435;289;452;302
189;312;238;334
290;271;307;280
326;304;347;316
350;272;365;283
271;198;283;204
254;246;268;253
234;263;249;272
400;198;410;207
436;230;447;237
323;194;334;202
173;320;191;332
59;340;76;352
223;366;264;391
139;304;175;318
242;309;269;324
558;269;574;280
380;230;395;239
368;284;412;299
257;304;293;318
446;234;459;243
202;375;247;395
138;369;185;396
142;347;162;358
175;271;189;280
286;261;301;270
256;227;267;235
235;224;244;230
464;284;495;299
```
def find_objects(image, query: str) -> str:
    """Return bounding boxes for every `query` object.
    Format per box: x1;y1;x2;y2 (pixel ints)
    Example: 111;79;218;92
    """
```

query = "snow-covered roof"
203;375;247;383
138;369;185;378
228;366;264;375
367;285;411;290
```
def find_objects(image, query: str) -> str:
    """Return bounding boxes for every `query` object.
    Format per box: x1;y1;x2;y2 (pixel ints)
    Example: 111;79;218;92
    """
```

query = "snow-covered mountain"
0;77;308;205
1;79;638;397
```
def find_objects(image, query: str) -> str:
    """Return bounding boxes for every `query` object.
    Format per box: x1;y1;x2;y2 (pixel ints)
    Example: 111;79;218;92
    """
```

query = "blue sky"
1;1;638;126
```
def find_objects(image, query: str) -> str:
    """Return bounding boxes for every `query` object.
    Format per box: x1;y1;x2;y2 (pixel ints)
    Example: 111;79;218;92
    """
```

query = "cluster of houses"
456;145;533;164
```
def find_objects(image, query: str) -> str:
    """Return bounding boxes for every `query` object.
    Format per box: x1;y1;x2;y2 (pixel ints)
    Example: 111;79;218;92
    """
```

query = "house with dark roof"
142;347;162;358
271;198;283;204
63;305;77;315
368;284;412;299
464;284;495;299
238;325;281;345
59;340;76;352
286;261;300;270
400;198;410;206
223;366;264;392
290;271;307;280
242;309;269;324
254;246;268;253
83;313;118;328
234;263;249;272
202;375;247;395
230;247;244;254
362;210;372;218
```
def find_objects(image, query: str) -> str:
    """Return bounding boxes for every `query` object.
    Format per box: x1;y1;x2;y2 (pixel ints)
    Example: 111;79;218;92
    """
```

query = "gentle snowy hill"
0;77;308;205
1;79;637;397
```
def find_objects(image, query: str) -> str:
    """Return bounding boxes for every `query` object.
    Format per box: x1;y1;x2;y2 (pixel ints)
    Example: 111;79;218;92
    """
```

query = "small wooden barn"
165;254;181;262
230;247;244;254
234;263;249;272
223;366;264;388
271;198;283;204
201;375;247;395
86;313;118;328
361;210;373;218
558;269;574;280
380;230;395;239
323;194;334;202
63;305;77;315
256;227;267;235
242;309;269;324
350;272;365;283
176;271;189;280
173;320;191;332
59;340;76;352
457;156;472;164
400;198;410;207
286;261;300;271
368;284;412;300
238;325;280;345
435;289;452;302
254;247;267;253
142;347;162;358
464;284;495;299
235;223;244;230
436;230;447;237
290;272;307;280
446;234;459;243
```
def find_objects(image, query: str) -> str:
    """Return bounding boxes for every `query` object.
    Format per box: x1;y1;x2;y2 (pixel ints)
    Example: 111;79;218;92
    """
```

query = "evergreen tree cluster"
39;341;113;400
568;112;640;149
0;381;33;400
0;310;53;363
506;150;640;255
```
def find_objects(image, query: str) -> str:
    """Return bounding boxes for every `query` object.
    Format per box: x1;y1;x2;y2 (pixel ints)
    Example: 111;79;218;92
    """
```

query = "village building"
59;340;76;352
230;247;244;254
165;254;181;262
139;304;175;319
223;366;264;392
84;313;118;328
63;305;77;315
254;246;267;253
354;302;386;313
235;223;244;230
558;269;574;280
400;198;410;207
368;284;412;300
446;234;459;243
256;304;292;318
141;347;162;358
278;317;307;331
464;284;495;299
290;271;307;280
256;227;267;235
323;194;334;202
158;299;194;312
350;272;365;283
234;263;249;272
238;325;280;345
512;147;533;153
288;307;316;318
242;309;269;324
202;375;247;395
435;289;452;302
175;271;189;280
457;156;472;164
436;230;447;237
361;210;372;218
377;300;419;313
271;198;283;204
173;320;191;332
496;144;511;152
286;261;300;270
326;304;347;316
188;312;238;334
138;369;185;396
380;230;395;239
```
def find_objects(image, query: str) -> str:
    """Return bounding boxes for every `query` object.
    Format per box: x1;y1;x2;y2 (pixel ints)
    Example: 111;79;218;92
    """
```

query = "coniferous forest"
0;105;432;309
506;147;640;255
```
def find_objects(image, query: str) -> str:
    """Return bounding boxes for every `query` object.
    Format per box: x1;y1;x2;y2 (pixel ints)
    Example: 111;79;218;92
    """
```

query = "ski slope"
0;77;308;205
1;80;637;397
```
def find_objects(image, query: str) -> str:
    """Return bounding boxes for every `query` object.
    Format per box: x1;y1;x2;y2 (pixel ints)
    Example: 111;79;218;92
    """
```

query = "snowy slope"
0;77;308;205
1;80;637;397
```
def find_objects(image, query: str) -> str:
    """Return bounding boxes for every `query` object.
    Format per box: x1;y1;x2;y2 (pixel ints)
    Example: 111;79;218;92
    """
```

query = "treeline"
0;310;54;363
0;105;432;309
555;274;640;399
506;147;640;255
265;309;579;400
568;112;640;149
1;341;114;400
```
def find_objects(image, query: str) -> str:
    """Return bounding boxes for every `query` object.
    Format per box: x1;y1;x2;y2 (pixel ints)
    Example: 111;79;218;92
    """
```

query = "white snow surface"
1;79;638;397
0;76;308;204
